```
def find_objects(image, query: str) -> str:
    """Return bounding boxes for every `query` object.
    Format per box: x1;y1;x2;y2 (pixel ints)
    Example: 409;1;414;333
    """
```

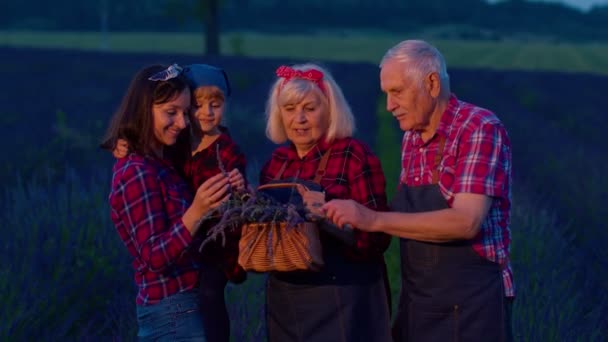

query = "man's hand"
322;199;378;231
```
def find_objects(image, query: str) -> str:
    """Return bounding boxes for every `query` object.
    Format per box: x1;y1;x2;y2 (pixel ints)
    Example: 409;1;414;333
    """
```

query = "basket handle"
256;182;309;192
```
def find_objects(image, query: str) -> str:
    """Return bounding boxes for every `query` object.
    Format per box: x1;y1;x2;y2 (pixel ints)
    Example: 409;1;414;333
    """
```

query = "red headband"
275;65;327;96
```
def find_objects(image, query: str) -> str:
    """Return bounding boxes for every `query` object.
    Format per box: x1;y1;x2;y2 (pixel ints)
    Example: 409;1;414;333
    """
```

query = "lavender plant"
197;148;309;252
197;189;309;252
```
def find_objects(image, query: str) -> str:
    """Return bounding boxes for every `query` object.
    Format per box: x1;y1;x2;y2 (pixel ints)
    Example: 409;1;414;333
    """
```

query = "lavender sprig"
196;181;312;252
216;143;228;176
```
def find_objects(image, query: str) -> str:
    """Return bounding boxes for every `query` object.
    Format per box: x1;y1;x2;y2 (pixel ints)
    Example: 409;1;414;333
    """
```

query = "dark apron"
265;150;392;342
391;136;507;342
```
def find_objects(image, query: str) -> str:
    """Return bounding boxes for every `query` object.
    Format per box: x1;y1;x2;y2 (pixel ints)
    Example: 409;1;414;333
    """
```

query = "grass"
0;168;137;339
508;188;606;341
2;30;608;75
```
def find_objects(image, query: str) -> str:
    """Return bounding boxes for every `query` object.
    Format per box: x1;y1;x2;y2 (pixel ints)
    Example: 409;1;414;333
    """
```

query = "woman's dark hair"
100;64;190;157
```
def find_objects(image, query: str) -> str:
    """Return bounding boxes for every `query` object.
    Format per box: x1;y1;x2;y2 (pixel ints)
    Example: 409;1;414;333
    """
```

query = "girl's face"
152;87;191;148
192;86;225;135
280;91;329;157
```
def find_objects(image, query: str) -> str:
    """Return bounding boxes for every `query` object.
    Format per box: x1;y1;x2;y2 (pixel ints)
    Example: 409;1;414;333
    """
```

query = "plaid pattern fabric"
400;94;514;297
109;154;199;306
183;128;247;283
183;128;247;191
260;137;391;260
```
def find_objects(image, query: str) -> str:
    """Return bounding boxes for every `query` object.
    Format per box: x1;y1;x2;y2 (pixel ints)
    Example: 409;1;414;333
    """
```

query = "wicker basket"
238;221;323;272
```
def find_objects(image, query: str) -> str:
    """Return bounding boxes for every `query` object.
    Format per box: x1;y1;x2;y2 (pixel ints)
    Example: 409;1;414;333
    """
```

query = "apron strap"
273;147;332;184
313;148;332;184
273;160;289;180
403;138;415;186
432;135;447;184
403;135;447;185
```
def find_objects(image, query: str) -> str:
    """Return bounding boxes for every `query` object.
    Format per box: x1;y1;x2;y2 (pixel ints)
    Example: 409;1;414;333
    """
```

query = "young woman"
101;64;233;340
109;64;247;341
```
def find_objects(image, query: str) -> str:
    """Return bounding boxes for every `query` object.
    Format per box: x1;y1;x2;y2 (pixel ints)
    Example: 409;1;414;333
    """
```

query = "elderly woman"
259;63;392;342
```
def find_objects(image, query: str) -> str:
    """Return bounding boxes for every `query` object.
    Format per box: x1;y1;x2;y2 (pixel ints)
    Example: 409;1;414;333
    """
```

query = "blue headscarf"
183;64;231;96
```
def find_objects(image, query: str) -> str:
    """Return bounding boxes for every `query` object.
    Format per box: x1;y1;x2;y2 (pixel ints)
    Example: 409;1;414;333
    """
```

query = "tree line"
2;0;608;52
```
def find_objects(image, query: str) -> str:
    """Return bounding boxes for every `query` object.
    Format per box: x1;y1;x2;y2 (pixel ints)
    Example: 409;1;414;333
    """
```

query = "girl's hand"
227;169;246;191
113;139;130;159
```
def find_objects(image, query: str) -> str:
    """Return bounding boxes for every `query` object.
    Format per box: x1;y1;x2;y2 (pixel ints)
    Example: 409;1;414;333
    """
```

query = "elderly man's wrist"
368;209;382;232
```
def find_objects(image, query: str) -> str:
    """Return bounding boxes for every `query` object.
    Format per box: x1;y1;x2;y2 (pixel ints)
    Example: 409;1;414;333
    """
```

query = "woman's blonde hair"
265;63;355;144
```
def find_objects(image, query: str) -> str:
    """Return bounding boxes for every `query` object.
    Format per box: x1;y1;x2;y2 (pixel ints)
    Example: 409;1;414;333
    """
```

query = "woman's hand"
227;169;246;192
297;184;326;218
183;173;230;236
113;139;130;159
193;173;231;214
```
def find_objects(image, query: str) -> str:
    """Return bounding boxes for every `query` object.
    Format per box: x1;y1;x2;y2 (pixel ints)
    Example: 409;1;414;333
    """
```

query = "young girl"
183;64;248;342
101;64;233;340
113;64;247;342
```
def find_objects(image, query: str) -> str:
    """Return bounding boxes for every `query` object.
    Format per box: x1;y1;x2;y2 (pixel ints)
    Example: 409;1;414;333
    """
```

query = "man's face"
380;59;435;132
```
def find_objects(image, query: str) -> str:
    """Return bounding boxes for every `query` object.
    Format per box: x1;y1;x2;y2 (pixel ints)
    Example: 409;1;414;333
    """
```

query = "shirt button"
419;147;424;152
414;177;420;182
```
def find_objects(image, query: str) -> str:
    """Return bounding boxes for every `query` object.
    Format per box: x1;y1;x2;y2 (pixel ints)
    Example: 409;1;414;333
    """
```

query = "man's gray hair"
380;40;450;92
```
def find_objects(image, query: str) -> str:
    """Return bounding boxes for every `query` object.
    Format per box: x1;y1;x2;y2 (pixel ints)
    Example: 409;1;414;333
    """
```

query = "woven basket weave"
238;221;323;272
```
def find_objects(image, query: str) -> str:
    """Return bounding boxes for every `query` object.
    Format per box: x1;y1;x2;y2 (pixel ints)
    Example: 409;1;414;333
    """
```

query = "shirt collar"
435;93;460;140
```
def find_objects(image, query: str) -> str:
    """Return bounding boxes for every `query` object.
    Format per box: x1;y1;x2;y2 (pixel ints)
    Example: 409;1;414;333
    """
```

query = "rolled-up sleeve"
453;122;511;199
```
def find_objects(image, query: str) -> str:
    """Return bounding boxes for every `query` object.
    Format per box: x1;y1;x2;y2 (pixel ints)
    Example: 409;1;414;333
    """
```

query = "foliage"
3;0;608;42
164;0;222;55
0;168;137;339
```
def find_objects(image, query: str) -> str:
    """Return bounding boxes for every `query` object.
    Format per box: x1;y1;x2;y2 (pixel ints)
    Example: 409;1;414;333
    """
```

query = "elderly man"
323;40;514;341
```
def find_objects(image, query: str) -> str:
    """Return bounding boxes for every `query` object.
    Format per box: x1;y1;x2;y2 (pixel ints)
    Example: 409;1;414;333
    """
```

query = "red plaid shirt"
183;128;247;281
260;137;391;260
183;128;247;191
109;154;199;306
400;94;514;297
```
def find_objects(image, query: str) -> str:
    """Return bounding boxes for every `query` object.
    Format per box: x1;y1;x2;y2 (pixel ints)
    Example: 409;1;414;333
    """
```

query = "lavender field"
1;46;606;340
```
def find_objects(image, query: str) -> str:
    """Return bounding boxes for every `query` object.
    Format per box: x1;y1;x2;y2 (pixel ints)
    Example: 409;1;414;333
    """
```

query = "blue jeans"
136;290;206;341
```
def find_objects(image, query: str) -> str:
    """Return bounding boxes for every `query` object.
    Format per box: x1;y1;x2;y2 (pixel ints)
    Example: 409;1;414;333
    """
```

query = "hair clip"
148;64;183;81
